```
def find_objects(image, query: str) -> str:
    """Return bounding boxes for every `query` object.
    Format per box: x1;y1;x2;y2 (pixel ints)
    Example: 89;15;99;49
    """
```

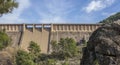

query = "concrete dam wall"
0;24;101;53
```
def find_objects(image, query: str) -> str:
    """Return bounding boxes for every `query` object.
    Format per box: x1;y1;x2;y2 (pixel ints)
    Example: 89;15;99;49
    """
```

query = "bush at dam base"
0;31;11;50
0;27;95;65
0;29;84;65
15;38;82;65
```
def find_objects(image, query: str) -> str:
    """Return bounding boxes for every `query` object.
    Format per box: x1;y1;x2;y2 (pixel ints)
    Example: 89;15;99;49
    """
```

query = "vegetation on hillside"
100;12;120;23
0;0;18;16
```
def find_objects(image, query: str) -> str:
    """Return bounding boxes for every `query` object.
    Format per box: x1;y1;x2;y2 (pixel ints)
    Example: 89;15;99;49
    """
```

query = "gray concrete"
0;24;101;53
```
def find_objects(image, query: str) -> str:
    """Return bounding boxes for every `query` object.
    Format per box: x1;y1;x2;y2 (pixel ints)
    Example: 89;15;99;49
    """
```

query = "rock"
80;22;120;65
0;51;13;65
0;47;16;65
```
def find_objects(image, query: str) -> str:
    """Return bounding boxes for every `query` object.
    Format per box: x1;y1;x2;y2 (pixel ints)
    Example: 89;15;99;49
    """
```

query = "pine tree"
0;0;18;16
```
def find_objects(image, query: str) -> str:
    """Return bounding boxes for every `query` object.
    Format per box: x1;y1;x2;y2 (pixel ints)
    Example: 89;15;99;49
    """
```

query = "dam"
0;24;101;53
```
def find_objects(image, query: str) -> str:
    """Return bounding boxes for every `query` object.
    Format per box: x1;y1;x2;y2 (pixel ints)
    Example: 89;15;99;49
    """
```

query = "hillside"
100;12;120;23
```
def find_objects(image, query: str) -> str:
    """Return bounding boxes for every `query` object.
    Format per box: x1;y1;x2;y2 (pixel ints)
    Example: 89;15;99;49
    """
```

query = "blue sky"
0;0;120;24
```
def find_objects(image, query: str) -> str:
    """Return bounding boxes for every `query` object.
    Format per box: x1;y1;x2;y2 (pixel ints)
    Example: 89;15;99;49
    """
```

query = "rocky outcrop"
0;47;16;65
80;23;120;65
0;52;13;65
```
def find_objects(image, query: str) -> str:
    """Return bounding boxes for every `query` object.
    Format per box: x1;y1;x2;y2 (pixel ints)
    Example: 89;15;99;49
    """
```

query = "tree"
0;0;18;16
51;37;78;59
16;50;35;65
16;41;41;65
0;30;11;50
51;40;58;53
58;38;78;57
28;41;41;63
28;41;41;56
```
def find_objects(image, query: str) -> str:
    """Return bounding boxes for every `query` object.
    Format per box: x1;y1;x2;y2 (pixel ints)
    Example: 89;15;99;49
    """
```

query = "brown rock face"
80;23;120;65
0;52;13;65
0;47;16;65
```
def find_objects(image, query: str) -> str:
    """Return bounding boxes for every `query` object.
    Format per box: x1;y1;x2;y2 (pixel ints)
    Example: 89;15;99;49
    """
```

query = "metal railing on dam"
0;24;101;32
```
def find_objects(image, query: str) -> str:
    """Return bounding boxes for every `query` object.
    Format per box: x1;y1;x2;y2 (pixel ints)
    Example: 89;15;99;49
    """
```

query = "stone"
0;52;13;65
80;22;120;65
0;47;16;65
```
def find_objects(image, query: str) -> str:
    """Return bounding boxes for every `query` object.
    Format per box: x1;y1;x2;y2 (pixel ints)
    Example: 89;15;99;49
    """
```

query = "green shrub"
62;61;69;65
37;53;49;61
46;59;56;65
0;31;11;50
94;59;99;65
16;41;41;65
16;50;35;65
28;41;41;63
28;41;41;55
51;37;78;60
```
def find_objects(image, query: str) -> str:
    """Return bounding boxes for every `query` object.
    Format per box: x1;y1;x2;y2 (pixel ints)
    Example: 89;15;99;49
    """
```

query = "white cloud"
84;0;115;13
0;0;30;23
36;0;74;23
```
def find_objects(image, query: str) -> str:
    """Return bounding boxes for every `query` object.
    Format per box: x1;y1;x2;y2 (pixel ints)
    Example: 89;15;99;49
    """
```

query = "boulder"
0;47;16;65
80;23;120;65
0;51;13;65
